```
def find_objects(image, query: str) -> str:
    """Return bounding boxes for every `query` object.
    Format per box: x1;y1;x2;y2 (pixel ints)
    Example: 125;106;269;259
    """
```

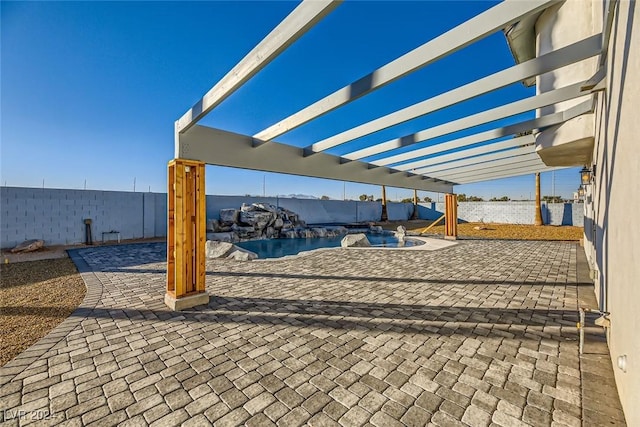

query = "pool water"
236;233;421;259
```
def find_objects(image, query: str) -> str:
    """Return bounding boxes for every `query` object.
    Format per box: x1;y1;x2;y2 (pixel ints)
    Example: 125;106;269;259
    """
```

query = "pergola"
165;0;604;310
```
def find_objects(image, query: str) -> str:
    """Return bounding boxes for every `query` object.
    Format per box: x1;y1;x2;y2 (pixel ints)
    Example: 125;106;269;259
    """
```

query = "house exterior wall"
537;0;639;423
587;1;639;423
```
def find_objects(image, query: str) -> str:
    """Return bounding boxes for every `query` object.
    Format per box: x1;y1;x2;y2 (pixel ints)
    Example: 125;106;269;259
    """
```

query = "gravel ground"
414;221;584;240
0;258;85;366
377;220;583;240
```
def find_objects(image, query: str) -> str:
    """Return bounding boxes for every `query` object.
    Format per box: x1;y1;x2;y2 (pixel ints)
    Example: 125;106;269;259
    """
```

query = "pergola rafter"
419;152;541;178
341;81;593;161
305;34;600;155
253;0;561;144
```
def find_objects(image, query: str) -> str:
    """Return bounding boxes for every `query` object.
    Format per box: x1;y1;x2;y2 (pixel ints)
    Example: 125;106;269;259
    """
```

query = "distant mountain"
276;194;318;199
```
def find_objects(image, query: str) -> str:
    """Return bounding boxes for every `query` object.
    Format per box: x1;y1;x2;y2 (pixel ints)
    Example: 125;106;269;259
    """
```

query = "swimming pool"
236;233;422;259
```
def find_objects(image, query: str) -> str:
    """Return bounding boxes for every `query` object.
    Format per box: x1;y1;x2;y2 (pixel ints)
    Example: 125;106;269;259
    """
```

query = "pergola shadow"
4;297;606;343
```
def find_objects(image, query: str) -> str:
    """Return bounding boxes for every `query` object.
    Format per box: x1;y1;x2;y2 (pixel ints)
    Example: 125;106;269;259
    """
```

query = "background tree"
423;196;432;202
542;195;564;203
320;195;330;200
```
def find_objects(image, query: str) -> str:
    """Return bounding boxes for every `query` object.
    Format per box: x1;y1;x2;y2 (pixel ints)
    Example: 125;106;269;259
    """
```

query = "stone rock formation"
208;203;348;242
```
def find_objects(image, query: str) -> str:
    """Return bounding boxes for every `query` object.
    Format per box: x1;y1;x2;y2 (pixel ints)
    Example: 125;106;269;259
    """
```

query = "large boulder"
206;219;221;232
280;230;299;239
369;225;384;234
239;211;275;231
341;234;371;248
253;203;278;214
231;224;256;238
227;247;258;261
265;227;278;239
312;227;328;238
206;241;235;258
11;239;44;253
220;209;239;225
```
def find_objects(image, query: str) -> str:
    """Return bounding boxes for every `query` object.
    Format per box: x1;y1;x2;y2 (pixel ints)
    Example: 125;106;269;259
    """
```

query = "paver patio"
0;240;626;426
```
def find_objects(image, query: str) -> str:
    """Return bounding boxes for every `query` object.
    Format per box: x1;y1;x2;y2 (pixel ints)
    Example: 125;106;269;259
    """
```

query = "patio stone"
0;240;628;425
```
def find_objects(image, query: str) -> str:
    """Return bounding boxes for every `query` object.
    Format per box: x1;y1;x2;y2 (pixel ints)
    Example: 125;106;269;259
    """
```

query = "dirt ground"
378;219;583;241
0;258;86;366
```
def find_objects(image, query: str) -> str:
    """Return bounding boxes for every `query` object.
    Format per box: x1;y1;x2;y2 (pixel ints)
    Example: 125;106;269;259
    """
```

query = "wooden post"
166;159;209;311
534;172;544;226
411;189;419;220
381;185;388;221
444;193;458;240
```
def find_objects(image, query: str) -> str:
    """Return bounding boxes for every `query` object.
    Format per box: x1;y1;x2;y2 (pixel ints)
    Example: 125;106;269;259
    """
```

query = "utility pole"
343;182;346;201
263;175;266;197
133;177;136;192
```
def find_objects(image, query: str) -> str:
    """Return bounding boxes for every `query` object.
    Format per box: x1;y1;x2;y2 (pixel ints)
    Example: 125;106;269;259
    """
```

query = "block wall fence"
0;187;583;248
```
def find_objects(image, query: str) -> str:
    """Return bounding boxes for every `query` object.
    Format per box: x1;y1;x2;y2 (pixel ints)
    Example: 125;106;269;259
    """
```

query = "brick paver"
0;240;627;425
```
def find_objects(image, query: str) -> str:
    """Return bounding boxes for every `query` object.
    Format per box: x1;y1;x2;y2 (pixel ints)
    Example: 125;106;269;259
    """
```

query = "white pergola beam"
177;125;453;192
452;166;566;184
175;0;341;134
396;134;535;172
345;81;591;160
307;34;600;153
418;151;540;176
435;158;546;181
373;99;592;167
413;146;537;175
253;0;559;143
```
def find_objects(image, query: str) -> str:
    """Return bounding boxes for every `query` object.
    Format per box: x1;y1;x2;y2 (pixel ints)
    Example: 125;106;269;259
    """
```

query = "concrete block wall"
429;201;584;225
0;187;165;248
205;195;382;224
0;187;585;249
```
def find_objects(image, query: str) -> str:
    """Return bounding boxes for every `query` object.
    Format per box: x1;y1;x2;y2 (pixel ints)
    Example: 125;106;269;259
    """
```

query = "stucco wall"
583;1;640;423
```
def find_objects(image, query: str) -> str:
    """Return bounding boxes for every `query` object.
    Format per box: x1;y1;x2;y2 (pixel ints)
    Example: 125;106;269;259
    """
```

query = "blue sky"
1;1;580;201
